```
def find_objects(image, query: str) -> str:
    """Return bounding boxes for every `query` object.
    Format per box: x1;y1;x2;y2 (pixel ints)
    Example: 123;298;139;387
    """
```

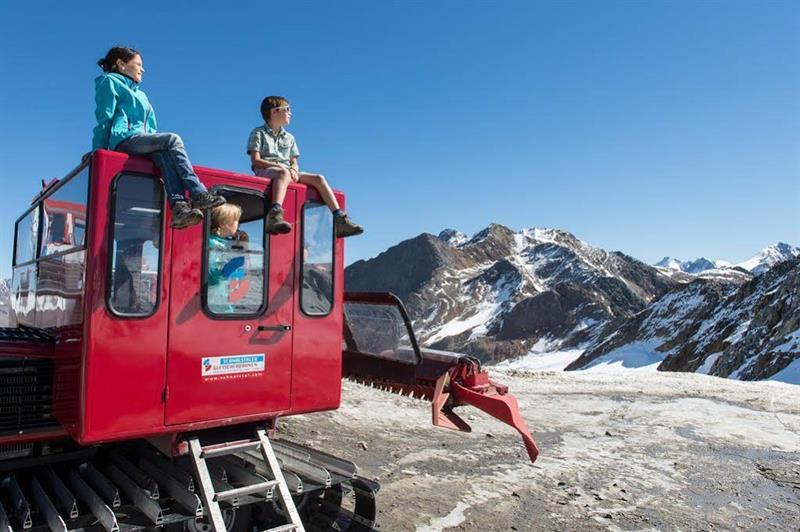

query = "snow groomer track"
0;439;378;532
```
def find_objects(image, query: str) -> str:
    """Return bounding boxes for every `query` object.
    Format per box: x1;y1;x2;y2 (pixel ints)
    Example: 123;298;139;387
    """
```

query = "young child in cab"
246;96;364;237
207;203;243;313
92;46;226;228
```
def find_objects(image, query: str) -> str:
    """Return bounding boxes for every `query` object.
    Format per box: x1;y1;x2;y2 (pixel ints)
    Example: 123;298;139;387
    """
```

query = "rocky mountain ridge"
566;257;800;380
346;224;677;363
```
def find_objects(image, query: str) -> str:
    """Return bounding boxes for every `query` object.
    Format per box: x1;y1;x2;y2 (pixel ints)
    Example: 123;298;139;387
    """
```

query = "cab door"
164;181;296;425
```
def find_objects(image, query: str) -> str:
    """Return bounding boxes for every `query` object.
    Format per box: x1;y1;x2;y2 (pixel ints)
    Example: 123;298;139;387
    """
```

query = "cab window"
203;189;267;317
14;207;40;265
301;202;334;316
40;167;89;257
107;174;164;317
344;301;418;363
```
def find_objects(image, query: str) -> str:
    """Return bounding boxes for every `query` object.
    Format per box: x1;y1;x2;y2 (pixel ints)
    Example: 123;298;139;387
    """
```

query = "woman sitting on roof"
91;46;225;229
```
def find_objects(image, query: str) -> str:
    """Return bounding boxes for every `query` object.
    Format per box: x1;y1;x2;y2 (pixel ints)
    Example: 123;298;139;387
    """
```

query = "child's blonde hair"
210;203;242;234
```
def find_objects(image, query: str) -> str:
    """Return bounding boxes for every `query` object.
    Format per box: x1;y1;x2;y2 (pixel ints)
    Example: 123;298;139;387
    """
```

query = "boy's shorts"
254;167;288;178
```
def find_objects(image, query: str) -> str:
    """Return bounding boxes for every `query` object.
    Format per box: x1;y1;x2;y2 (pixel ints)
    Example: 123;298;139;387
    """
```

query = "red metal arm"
430;360;539;463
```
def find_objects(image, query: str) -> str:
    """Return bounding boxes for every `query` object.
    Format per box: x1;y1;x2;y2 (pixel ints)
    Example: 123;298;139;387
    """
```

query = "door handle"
257;325;292;332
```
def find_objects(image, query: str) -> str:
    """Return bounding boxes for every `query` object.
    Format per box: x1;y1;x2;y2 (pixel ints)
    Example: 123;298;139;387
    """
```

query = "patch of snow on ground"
495;336;584;371
582;339;666;371
768;357;800;385
497;348;584;371
633;395;800;452
415;502;469;532
697;352;722;374
728;366;745;380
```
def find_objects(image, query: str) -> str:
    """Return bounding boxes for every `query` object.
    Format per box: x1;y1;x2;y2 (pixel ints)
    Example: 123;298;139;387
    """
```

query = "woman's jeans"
116;133;207;206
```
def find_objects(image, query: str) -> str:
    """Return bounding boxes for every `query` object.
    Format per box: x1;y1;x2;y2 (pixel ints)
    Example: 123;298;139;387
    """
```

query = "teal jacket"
91;72;157;151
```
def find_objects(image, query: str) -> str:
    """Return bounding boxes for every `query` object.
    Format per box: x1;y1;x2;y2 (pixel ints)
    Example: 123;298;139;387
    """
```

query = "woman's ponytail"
97;46;140;73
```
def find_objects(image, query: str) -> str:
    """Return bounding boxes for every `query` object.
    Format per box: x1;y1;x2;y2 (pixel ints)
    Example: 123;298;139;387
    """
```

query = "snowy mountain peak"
682;258;716;274
654;256;717;274
737;242;800;276
437;229;468;247
520;227;569;243
463;223;515;246
655;257;682;270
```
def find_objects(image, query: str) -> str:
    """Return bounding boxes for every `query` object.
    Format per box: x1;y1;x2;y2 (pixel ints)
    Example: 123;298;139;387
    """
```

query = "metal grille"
0;327;54;344
0;357;57;436
0;443;34;461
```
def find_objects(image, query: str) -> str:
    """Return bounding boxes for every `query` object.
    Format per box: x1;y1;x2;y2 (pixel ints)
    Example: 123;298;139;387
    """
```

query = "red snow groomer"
2;150;537;532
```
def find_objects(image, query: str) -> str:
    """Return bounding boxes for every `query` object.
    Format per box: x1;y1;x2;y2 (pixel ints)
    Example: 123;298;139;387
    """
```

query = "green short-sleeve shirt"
247;125;299;173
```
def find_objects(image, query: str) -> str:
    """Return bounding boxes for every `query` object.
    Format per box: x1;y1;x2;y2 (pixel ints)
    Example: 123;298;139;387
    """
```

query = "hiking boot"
266;207;292;234
191;192;226;210
171;201;203;229
334;212;364;238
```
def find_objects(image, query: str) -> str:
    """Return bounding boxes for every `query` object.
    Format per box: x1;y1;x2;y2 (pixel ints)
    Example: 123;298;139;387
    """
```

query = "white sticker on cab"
201;354;265;377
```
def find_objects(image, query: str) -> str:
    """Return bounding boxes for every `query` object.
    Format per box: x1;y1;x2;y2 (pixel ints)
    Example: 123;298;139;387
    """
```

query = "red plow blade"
343;292;540;464
432;362;539;463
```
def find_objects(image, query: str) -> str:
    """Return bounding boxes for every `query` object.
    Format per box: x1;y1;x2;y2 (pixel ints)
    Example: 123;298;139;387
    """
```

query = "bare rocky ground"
278;370;800;531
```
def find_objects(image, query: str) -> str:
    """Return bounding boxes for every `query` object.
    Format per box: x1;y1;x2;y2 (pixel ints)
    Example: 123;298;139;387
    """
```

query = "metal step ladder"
187;429;305;532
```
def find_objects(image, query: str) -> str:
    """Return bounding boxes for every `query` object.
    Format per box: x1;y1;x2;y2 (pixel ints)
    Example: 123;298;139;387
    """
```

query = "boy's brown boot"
266;207;292;234
171;201;203;229
334;212;364;238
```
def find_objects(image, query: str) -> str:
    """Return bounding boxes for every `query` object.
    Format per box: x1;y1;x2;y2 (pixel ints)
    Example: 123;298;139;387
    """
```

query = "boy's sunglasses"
273;106;291;113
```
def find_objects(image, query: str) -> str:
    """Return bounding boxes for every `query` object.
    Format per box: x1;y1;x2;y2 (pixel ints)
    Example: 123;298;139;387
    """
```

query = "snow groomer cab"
7;149;358;532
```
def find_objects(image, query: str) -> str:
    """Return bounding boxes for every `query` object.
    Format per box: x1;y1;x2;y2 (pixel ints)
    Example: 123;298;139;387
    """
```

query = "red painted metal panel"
80;150;171;443
287;187;344;414
164;179;295;424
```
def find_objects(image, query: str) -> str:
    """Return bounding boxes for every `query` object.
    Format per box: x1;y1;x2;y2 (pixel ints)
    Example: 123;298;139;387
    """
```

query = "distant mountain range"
654;242;799;276
347;224;676;363
345;226;799;382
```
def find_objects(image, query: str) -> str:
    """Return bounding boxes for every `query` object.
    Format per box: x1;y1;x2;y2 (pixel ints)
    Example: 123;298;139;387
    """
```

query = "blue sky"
0;1;798;278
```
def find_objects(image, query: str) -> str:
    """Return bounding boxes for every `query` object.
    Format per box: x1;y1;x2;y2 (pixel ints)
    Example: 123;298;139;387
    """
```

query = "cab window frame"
105;172;165;319
300;200;336;317
13;160;91;268
201;185;269;320
13;203;42;268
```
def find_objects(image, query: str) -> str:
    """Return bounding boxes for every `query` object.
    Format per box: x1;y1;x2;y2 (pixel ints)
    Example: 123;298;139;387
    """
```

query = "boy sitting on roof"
247;96;363;237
